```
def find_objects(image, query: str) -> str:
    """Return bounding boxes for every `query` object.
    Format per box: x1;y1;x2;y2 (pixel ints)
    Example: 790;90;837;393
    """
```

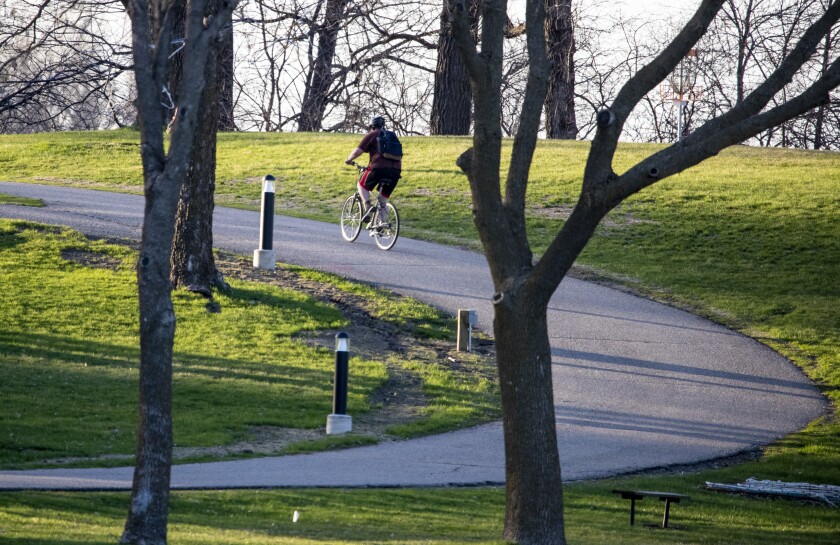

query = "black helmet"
369;116;385;129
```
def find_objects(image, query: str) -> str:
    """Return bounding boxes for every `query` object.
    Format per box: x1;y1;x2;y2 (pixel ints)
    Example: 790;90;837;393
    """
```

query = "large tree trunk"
494;288;566;544
544;0;577;139
170;2;230;293
170;88;223;293
297;0;350;132
430;1;477;135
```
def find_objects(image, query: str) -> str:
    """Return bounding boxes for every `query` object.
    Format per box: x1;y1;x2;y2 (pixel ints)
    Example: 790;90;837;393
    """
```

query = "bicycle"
340;162;400;251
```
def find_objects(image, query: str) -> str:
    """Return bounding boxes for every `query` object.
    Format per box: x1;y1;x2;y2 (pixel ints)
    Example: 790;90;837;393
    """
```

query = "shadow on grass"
0;330;336;389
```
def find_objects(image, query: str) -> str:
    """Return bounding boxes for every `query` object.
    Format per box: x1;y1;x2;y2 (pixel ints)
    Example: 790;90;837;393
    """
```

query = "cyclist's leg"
376;168;401;223
357;167;377;212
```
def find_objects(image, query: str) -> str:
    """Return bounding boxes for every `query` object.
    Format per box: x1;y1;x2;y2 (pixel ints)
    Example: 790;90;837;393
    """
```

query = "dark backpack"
377;129;403;161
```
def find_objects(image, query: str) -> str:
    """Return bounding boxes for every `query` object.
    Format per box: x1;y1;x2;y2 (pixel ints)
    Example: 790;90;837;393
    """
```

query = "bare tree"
760;0;839;148
118;0;237;543
232;0;304;131
631;0;840;149
0;0;134;133
564;1;641;139
234;0;437;133
447;1;840;544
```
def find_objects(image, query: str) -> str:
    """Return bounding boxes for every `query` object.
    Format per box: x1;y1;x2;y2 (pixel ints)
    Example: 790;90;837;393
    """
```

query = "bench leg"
630;498;636;526
662;498;672;528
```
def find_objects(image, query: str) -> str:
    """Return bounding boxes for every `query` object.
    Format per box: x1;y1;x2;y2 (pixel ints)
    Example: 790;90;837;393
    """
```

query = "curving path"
0;182;826;490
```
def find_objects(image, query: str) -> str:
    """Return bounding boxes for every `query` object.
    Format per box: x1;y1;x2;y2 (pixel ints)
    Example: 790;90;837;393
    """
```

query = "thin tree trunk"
170;95;223;292
120;179;178;545
218;27;235;131
545;0;577;139
297;0;350;132
120;0;237;541
813;12;832;149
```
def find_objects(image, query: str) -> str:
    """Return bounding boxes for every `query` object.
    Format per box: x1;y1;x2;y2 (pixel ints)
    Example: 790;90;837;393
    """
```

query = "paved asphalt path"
0;182;826;491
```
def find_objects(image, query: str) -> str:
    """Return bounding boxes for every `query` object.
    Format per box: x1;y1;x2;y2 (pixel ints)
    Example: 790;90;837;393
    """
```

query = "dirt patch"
61;248;123;270
173;428;326;460
163;252;497;459
411;188;469;197
528;205;652;229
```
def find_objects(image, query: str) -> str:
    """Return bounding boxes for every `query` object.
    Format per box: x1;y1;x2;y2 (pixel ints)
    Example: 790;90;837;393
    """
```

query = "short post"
326;332;352;435
456;309;477;352
253;175;276;270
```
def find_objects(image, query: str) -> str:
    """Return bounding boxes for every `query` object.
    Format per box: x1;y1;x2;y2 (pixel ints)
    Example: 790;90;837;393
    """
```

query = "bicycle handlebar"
347;161;366;172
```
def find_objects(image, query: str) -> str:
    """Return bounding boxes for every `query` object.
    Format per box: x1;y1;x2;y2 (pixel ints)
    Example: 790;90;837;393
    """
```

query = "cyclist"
344;116;401;225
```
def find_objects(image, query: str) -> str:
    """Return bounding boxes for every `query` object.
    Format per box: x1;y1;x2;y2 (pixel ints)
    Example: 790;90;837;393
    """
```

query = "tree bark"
297;0;351;132
544;0;577;139
170;0;231;294
170;132;223;294
120;173;178;545
119;0;237;542
447;1;840;544
494;287;566;544
218;27;235;131
430;1;477;135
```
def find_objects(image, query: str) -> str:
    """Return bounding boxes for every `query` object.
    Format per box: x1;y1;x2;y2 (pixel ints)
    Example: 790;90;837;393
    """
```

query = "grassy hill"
1;129;838;544
1;129;837;400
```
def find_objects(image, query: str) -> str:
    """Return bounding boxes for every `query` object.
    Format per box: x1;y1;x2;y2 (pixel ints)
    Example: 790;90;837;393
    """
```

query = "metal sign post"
660;49;702;143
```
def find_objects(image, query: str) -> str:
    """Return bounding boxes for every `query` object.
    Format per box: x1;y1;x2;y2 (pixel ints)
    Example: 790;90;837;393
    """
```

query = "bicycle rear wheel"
340;194;363;242
372;201;400;250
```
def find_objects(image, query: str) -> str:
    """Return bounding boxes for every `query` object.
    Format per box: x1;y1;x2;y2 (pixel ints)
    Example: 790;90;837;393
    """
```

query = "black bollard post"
333;332;349;414
253;175;276;269
326;332;352;434
260;175;275;250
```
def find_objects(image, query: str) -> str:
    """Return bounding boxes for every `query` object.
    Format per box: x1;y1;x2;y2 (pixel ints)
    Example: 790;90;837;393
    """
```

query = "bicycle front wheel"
340;194;363;242
372;201;400;250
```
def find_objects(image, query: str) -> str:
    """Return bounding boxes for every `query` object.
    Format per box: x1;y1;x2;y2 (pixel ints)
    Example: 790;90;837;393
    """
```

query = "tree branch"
616;1;840;201
533;0;840;308
446;0;483;79
506;0;549;212
126;0;166;177
584;0;725;186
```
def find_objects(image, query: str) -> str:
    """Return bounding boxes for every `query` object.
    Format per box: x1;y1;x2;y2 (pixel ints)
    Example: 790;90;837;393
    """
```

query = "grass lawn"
0;130;838;542
2;467;838;545
0;193;43;206
0;220;499;468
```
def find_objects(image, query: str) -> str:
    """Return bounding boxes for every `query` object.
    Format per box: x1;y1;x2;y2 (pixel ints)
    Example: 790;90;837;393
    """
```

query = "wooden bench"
611;490;690;528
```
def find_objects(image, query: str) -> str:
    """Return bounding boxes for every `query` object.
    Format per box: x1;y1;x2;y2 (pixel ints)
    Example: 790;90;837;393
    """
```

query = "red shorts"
359;167;401;198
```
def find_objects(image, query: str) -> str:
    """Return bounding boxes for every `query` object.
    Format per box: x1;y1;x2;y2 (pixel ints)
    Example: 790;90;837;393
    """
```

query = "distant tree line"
1;0;837;147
